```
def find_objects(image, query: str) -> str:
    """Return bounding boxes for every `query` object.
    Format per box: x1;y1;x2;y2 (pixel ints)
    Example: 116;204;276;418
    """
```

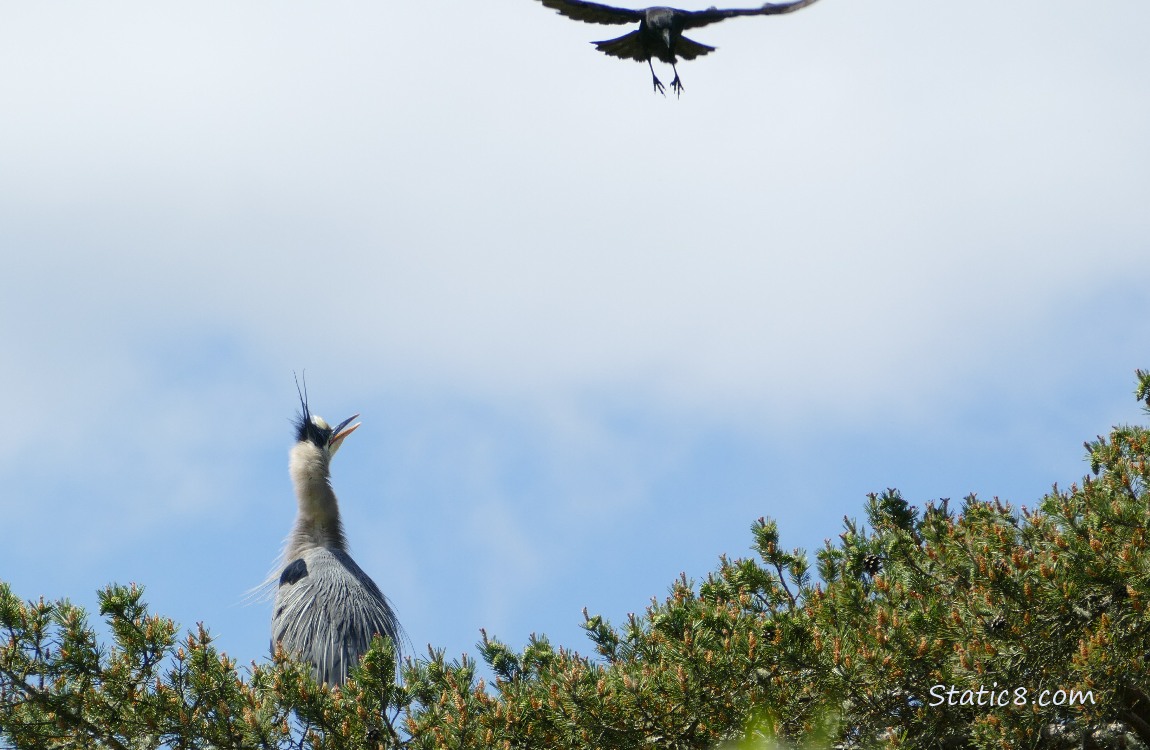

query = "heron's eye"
297;415;333;446
296;418;329;447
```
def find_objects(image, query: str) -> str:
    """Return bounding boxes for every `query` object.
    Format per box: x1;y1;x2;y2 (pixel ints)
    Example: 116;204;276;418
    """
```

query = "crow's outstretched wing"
681;0;821;29
536;0;645;25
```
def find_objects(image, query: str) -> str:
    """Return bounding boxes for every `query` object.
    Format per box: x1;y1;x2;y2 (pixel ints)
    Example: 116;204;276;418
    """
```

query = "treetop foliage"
4;369;1150;749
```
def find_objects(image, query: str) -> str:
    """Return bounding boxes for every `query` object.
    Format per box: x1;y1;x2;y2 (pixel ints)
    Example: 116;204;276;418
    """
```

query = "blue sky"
2;0;1149;678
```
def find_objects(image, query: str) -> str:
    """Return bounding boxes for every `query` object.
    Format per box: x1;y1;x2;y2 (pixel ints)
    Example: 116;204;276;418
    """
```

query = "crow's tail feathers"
593;31;647;60
674;36;716;60
593;32;715;62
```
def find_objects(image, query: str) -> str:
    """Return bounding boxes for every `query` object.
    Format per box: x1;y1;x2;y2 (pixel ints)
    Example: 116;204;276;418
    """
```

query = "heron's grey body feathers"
272;546;401;687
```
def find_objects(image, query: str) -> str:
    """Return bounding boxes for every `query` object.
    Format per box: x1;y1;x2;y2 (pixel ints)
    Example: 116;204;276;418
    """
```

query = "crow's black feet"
670;75;684;98
651;74;666;96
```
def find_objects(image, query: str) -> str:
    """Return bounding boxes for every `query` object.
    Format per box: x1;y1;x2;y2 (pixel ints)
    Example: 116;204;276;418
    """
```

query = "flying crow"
535;0;820;96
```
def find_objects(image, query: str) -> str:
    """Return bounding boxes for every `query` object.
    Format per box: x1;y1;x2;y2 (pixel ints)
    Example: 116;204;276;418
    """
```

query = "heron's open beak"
329;414;361;454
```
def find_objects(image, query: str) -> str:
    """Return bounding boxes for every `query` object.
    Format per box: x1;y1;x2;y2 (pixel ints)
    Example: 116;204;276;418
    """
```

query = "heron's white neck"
285;441;348;558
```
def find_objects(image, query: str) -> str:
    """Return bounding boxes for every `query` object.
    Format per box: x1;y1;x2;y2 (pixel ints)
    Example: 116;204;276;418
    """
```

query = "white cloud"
5;2;1147;430
1;2;1149;668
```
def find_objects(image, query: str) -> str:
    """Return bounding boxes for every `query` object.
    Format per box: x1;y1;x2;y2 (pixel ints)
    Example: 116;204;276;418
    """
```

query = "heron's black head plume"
294;372;333;447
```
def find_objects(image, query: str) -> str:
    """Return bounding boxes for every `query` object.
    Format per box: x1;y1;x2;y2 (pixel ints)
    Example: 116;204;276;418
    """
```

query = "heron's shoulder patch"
279;558;309;586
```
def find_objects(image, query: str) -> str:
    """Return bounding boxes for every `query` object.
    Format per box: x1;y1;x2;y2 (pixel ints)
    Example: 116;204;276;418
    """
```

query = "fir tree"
4;370;1150;749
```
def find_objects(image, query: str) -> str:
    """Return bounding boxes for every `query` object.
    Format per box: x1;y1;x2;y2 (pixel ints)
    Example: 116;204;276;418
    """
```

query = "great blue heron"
534;0;821;96
270;387;403;686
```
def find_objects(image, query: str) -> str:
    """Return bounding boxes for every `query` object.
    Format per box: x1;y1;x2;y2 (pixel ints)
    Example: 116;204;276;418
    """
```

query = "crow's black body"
535;0;820;96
